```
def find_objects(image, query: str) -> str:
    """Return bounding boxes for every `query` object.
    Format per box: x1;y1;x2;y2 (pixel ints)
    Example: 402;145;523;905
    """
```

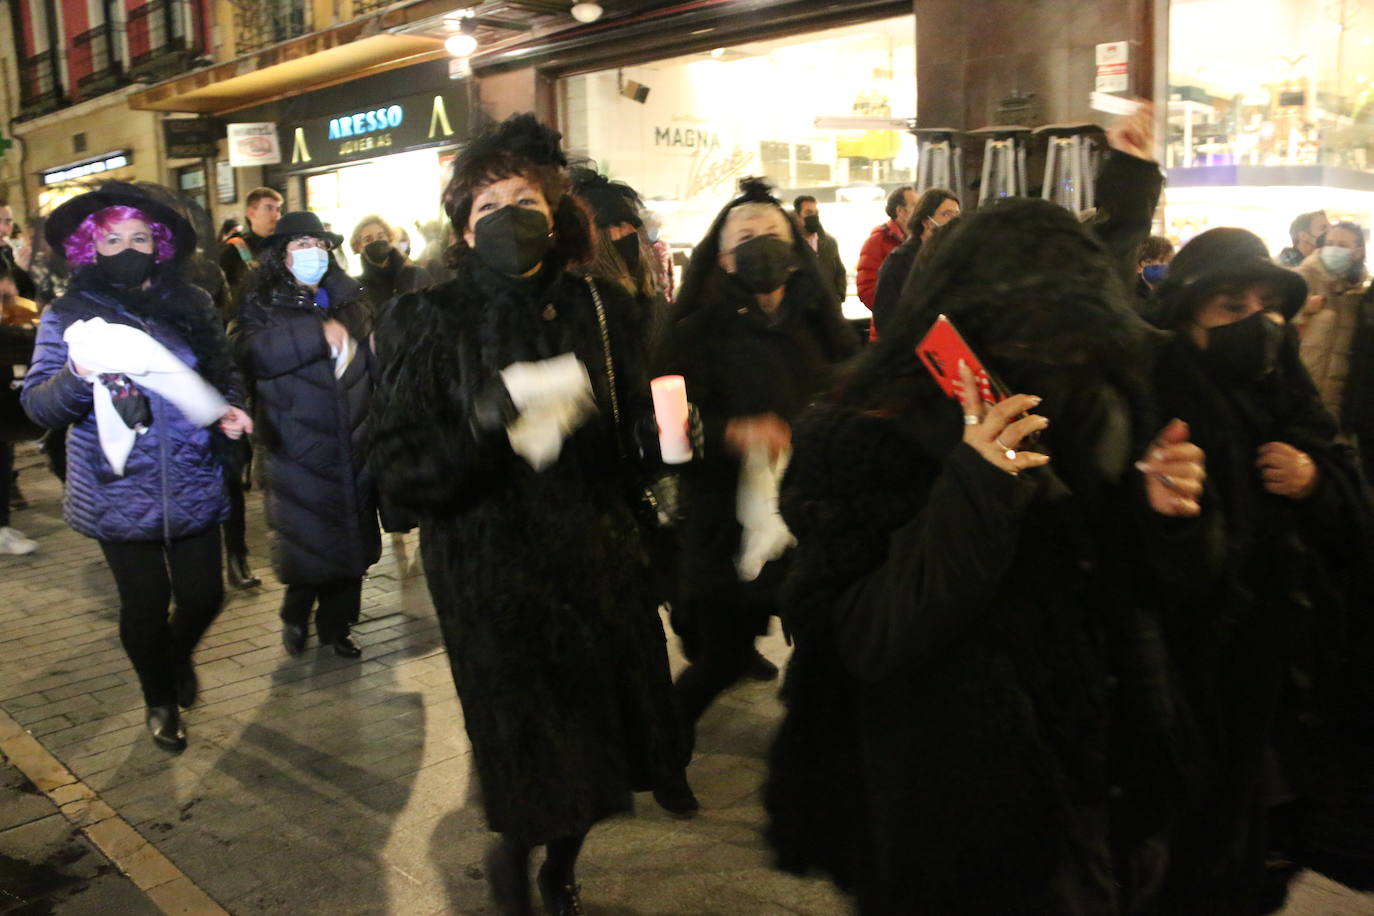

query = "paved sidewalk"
1;443;1372;915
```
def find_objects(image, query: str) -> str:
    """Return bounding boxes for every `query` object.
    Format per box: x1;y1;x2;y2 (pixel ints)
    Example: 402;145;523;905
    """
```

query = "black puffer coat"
1148;332;1374;913
231;268;380;585
369;257;686;846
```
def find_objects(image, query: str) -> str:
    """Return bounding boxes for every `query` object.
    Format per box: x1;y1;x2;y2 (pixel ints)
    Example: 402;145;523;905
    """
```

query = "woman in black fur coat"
764;198;1209;914
657;178;857;741
230;211;380;659
368;114;691;916
1144;229;1374;914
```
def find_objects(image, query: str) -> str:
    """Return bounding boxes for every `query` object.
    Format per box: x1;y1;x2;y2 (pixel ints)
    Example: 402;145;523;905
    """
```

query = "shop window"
560;15;916;313
1165;0;1374;253
1169;0;1374;172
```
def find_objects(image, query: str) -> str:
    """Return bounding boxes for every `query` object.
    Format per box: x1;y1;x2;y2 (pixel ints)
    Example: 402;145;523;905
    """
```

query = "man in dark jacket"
1277;210;1329;268
793;196;846;305
349;215;431;313
218;187;282;296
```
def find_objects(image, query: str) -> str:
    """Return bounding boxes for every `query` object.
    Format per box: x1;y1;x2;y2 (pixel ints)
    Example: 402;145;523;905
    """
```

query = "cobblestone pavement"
1;443;1372;915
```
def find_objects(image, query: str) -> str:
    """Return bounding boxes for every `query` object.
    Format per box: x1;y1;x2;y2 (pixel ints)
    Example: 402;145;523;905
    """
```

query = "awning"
127;0;467;114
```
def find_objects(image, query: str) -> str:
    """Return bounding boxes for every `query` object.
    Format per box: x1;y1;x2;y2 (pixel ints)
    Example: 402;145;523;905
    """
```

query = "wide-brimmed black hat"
45;181;196;258
261;211;343;249
1151;227;1309;327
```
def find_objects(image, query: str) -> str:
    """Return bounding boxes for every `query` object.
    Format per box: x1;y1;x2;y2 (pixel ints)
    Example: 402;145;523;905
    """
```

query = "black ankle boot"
537;861;583;916
146;705;186;752
175;661;199;708
653;772;699;819
485;841;533;916
227;553;261;589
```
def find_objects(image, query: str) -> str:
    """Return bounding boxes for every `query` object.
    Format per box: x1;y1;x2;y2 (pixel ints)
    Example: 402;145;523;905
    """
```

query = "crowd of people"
1;103;1373;915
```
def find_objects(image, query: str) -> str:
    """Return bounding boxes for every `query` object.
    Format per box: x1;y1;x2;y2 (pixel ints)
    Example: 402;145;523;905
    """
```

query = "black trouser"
0;442;12;527
100;528;224;707
673;556;788;726
281;578;362;644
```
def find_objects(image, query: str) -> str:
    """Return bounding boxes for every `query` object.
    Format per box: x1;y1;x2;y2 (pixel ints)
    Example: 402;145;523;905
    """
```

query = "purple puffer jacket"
21;279;239;543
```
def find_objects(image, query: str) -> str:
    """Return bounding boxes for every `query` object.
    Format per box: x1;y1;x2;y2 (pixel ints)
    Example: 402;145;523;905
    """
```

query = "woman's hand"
1257;442;1318;499
1137;419;1205;517
725;413;791;462
322;319;349;355
219;406;254;440
1107;102;1156;161
955;361;1050;476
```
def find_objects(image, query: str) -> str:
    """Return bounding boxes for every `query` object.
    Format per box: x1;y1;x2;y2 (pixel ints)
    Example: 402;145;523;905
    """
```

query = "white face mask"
289;247;329;285
1319;245;1357;276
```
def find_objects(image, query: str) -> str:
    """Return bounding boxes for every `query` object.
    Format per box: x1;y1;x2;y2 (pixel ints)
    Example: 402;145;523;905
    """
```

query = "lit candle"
651;375;692;464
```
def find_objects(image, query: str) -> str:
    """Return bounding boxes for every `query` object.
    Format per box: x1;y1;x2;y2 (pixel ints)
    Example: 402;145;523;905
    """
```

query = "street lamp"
445;18;477;57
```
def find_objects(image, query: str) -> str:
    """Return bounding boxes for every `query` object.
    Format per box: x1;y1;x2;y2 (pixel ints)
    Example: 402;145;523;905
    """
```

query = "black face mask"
472;206;552;276
802;214;822;235
95;249;155;288
731;236;796;294
363;239;392;265
612;234;641;275
1201;310;1284;383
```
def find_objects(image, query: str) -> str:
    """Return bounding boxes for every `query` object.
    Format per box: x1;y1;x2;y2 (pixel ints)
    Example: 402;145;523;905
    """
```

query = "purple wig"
63;205;177;265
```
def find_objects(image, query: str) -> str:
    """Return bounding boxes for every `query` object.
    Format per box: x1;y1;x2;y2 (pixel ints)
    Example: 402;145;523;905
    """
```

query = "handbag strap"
584;275;625;458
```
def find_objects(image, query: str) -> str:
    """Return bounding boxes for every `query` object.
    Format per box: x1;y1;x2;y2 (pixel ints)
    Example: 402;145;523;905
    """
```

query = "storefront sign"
163;118;219;159
285;90;470;171
653;126;722;149
227;122;282;167
40;150;132;186
1094;41;1129;93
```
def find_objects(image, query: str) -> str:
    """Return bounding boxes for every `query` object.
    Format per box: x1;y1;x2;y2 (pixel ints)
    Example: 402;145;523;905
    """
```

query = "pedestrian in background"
219;187;282;294
1277;210;1329;268
371;113;693;916
869;188;960;336
793;195;847;306
231;211;379;660
855;184;916;313
22;183;251;752
350;214;431;313
1294;220;1369;423
0;263;40;555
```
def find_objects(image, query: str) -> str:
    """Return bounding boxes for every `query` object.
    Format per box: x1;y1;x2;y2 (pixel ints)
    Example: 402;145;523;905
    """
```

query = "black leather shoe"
282;623;307;655
744;649;779;681
331;634;362;659
146;705;186;752
226;553;261;589
536;862;583;916
175;661;199;708
652;776;700;819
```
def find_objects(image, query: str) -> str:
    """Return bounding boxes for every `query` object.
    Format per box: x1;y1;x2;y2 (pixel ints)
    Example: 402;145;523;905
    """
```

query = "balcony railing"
70;23;123;96
18;50;64;117
351;0;391;14
232;0;308;54
127;0;198;77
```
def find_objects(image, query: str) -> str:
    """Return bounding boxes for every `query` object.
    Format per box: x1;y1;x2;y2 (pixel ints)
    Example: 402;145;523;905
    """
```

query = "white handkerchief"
500;354;596;471
735;443;796;581
64;318;228;476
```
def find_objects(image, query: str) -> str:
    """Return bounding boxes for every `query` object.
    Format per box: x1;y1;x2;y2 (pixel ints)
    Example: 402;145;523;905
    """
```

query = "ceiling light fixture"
571;2;603;23
445;18;477;57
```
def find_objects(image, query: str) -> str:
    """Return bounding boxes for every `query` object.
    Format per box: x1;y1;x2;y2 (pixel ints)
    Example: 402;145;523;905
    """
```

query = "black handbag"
585;276;684;529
